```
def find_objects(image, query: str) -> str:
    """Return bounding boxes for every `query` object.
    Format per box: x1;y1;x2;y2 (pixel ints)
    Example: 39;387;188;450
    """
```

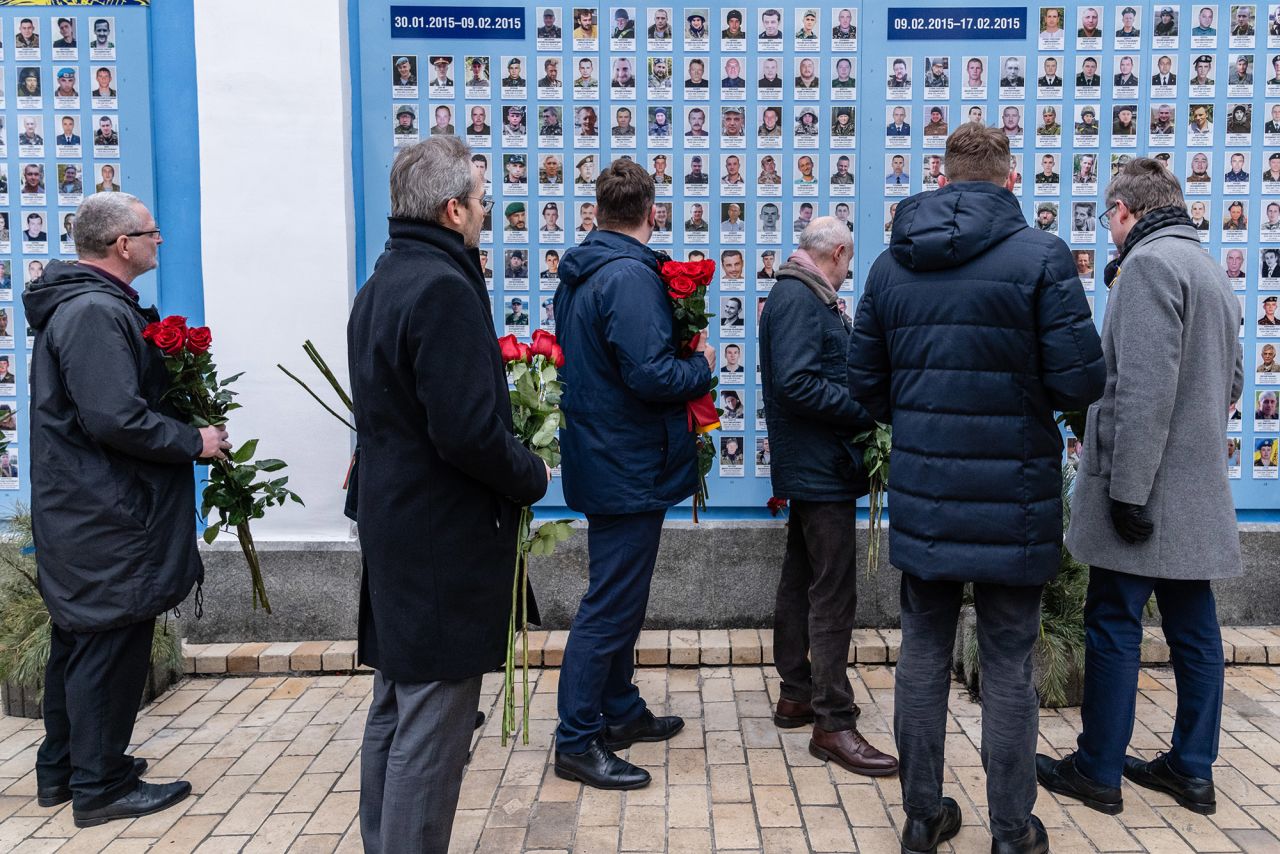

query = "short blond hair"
944;122;1010;183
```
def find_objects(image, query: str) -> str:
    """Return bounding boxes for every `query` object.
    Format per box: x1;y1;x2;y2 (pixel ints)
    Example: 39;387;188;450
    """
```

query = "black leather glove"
1110;499;1153;544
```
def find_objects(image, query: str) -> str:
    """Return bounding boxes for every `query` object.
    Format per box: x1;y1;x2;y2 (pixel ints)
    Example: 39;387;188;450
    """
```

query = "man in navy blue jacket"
552;159;716;789
848;123;1105;854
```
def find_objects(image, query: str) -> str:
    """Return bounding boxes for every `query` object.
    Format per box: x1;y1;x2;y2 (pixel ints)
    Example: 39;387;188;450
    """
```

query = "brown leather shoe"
809;727;899;777
774;698;815;728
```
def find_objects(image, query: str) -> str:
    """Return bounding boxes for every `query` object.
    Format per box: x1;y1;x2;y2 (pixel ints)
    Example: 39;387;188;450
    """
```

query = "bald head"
797;216;854;289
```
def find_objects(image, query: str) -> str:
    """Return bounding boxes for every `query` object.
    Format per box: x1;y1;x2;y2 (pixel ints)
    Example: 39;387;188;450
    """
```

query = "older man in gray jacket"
1037;158;1244;817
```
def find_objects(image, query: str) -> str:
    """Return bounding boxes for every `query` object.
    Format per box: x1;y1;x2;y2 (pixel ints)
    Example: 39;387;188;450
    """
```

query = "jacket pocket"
1084;401;1103;477
820;328;848;382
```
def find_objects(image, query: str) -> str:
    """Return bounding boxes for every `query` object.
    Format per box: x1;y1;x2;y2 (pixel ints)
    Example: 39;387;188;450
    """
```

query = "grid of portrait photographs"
385;1;1279;504
391;5;861;487
0;12;123;492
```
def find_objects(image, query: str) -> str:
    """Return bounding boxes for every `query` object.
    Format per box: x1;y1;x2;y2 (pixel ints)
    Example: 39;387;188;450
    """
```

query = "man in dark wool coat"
348;136;550;852
848;123;1105;854
25;192;229;827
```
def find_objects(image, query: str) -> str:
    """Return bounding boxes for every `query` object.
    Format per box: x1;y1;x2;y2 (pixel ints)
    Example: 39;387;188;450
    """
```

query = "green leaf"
230;439;259;464
202;523;221;544
529;411;560;448
256;459;288;473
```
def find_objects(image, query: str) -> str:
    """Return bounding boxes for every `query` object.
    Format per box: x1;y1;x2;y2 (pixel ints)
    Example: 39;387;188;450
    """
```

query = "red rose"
767;496;789;517
515;342;532;363
149;324;186;356
660;260;686;280
498;334;523;363
141;321;163;344
550;343;565;368
186;326;213;355
160;315;189;330
693;259;717;286
530;329;557;360
667;275;697;300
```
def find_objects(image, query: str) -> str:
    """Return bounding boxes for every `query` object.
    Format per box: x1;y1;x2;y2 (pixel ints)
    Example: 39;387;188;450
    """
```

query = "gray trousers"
894;574;1043;844
360;670;483;854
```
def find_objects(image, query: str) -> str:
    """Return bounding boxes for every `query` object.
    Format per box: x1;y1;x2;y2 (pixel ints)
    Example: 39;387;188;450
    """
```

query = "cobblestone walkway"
0;665;1277;852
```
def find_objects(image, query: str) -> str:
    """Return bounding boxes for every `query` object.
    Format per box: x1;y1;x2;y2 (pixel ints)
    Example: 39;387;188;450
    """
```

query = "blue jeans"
555;508;667;754
1075;567;1224;787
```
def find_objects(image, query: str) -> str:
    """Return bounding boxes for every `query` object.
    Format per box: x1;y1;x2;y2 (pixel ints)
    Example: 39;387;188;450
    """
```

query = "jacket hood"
557;229;657;289
23;260;134;332
890;182;1028;272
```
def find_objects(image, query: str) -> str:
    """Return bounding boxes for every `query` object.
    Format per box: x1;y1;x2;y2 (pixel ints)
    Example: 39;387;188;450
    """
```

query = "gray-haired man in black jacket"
759;217;899;779
25;193;228;828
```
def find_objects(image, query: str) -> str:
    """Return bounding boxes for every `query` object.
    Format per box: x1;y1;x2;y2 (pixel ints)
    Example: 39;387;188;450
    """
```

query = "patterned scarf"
1103;204;1193;289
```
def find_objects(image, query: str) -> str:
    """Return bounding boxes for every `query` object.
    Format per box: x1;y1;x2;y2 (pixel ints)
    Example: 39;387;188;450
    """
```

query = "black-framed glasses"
1098;203;1117;231
469;194;494;214
124;228;161;239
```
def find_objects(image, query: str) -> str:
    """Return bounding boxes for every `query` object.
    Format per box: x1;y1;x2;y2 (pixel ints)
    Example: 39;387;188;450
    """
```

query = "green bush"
0;506;181;700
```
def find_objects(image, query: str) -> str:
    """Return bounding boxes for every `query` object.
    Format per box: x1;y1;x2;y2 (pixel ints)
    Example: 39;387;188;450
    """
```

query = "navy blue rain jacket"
847;182;1105;585
554;230;715;514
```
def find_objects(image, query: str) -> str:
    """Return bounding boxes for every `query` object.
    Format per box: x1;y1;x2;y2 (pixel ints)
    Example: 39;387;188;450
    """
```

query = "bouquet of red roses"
655;255;720;520
143;315;302;614
497;329;574;744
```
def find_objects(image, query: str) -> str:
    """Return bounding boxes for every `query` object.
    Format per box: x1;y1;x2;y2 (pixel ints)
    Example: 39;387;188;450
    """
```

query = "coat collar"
1129;223;1203;253
386;218;484;283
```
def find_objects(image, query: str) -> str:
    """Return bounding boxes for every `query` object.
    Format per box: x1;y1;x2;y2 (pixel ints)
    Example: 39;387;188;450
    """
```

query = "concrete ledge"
181;625;1280;674
181;523;1280;643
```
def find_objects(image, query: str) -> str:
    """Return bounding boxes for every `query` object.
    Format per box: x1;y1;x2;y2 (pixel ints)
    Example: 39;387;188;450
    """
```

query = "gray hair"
389;136;475;221
73;191;144;258
797;216;854;258
1105;157;1184;217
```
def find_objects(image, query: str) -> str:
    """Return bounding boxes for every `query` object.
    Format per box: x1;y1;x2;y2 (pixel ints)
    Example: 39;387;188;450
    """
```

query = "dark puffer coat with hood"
847;182;1105;585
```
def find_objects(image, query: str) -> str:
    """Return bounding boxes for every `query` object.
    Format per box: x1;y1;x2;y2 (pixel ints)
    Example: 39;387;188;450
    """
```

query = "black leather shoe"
900;796;961;854
475;711;486;730
72;780;191;828
1036;752;1122;814
602;709;684;751
992;815;1048;854
38;757;149;808
1123;753;1216;815
554;737;651;790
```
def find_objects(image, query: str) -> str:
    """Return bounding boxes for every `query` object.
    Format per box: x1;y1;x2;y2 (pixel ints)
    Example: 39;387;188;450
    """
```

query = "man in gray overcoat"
1037;158;1244;818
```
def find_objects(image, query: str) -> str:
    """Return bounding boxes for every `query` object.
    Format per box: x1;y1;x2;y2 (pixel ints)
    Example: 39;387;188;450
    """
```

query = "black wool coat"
24;261;204;632
348;219;548;683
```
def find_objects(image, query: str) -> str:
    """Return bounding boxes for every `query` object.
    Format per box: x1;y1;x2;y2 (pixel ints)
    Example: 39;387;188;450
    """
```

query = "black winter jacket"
348;219;548;682
760;272;873;500
848;182;1105;585
24;261;204;632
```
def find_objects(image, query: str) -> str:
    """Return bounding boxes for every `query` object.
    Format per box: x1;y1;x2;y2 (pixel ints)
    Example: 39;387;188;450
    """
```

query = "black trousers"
895;575;1042;843
773;499;859;731
36;617;154;810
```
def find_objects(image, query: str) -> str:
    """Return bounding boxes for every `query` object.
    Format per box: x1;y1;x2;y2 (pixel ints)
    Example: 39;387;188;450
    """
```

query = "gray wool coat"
1066;224;1244;580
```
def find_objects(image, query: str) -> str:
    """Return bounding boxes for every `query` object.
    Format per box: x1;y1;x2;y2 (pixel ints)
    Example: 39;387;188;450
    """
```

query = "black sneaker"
900;796;962;854
602;709;684;751
1035;753;1123;814
1123;753;1216;815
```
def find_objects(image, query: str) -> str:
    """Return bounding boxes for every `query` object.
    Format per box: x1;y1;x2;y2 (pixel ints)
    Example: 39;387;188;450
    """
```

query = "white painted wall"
194;0;355;540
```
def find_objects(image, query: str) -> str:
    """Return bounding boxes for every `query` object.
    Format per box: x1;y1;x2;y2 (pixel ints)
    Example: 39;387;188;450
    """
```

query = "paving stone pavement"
0;665;1278;852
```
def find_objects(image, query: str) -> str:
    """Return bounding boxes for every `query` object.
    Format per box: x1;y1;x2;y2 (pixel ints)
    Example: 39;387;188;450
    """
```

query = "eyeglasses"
470;194;494;214
1098;204;1117;230
124;228;161;239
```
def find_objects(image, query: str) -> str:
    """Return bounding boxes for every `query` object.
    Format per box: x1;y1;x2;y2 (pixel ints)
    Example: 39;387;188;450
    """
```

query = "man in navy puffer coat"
848;123;1105;854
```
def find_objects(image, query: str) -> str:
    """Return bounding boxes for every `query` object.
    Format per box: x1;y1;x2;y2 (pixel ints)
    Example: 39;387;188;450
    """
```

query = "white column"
193;0;355;540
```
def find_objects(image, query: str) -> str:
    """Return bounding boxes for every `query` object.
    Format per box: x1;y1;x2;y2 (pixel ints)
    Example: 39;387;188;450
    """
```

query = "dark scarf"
1103;204;1193;288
